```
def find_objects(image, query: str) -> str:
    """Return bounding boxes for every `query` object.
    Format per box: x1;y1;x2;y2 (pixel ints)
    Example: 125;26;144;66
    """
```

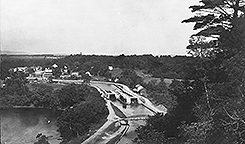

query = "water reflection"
1;108;62;144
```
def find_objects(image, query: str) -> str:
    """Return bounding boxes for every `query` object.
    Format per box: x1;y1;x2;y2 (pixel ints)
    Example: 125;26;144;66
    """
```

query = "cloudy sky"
1;0;198;55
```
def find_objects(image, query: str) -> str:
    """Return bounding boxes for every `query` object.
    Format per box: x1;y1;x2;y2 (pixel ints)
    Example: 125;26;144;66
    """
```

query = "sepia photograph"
1;0;245;144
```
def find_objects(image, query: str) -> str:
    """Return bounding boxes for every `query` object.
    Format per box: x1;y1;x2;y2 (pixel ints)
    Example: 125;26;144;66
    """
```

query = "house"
71;72;79;77
43;72;53;80
44;68;52;73
60;75;70;79
34;70;44;78
52;64;58;68
133;84;144;93
85;71;92;77
17;67;28;72
34;66;43;71
106;90;117;101
108;66;113;71
11;67;28;73
0;80;4;88
61;65;69;75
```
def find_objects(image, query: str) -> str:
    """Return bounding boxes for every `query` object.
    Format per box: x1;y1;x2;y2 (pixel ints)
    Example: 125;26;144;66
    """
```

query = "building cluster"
6;64;123;84
8;64;82;82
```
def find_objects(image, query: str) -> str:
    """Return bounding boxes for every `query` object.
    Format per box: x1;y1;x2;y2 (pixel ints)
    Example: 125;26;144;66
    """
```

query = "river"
1;108;62;144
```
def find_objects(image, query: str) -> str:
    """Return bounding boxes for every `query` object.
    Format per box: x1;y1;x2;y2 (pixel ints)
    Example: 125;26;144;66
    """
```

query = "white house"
34;71;44;78
108;66;113;71
85;71;92;77
44;68;52;73
52;64;58;68
133;84;144;93
71;72;79;77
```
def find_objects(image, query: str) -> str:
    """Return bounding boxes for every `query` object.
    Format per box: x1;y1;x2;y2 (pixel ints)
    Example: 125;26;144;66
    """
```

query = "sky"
1;0;198;55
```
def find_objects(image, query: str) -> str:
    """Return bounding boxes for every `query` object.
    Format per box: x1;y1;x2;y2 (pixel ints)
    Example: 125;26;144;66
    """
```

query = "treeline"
0;53;197;80
51;54;196;79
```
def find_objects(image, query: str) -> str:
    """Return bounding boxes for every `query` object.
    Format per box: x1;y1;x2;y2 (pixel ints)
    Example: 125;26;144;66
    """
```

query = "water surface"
1;108;62;144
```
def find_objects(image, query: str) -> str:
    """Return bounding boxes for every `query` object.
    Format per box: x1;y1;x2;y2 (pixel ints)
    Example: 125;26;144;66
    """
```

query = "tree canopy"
182;0;245;58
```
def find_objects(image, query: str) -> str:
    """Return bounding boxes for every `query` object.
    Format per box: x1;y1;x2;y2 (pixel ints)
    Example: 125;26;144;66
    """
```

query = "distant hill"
0;50;27;55
0;54;66;60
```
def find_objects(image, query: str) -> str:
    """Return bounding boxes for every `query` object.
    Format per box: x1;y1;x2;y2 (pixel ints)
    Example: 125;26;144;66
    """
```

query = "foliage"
135;113;171;144
52;67;62;78
34;134;50;144
0;71;31;107
0;73;108;143
182;0;245;35
180;51;245;143
80;72;92;84
178;1;245;143
183;0;245;59
136;80;199;143
50;54;197;81
29;84;60;108
57;86;108;142
180;120;214;144
54;83;87;109
207;51;245;143
118;69;143;88
3;71;29;94
143;80;177;112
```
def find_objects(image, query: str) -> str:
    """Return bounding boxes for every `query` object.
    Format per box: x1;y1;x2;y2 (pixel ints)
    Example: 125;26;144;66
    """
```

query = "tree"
52;67;62;78
135;113;174;144
118;69;143;88
181;52;245;143
4;71;29;95
0;71;31;107
186;36;219;58
182;0;245;58
29;84;55;108
54;84;87;109
136;80;199;143
143;80;177;112
180;1;245;143
182;0;245;36
56;85;108;143
182;0;245;115
57;105;90;142
210;50;245;143
80;73;92;84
